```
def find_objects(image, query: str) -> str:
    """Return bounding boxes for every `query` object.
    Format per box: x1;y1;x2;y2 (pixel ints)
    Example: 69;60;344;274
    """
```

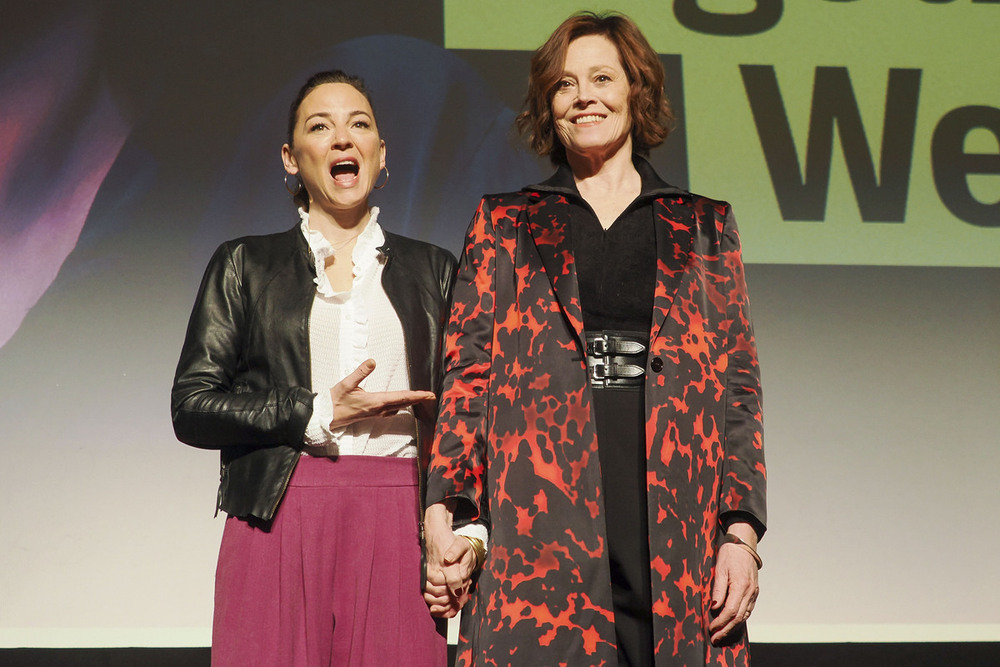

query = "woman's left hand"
708;524;760;644
422;502;476;618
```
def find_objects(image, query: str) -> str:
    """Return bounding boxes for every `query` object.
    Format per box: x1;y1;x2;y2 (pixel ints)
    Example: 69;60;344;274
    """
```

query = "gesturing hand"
329;359;435;428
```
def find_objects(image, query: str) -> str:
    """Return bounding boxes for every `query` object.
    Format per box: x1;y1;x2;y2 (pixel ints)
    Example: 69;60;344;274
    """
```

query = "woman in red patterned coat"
423;11;766;667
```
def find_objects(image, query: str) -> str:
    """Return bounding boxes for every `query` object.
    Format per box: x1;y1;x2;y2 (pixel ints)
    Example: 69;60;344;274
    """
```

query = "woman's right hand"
423;502;476;618
329;359;435;429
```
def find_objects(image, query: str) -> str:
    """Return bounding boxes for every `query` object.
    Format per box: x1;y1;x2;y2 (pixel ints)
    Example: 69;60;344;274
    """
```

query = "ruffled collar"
298;206;385;297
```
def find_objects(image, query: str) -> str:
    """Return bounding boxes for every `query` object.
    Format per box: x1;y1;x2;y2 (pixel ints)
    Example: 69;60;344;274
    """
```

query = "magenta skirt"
211;455;447;667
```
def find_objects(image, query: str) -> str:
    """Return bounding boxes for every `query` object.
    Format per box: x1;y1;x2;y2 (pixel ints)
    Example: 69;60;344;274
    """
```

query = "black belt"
585;330;647;389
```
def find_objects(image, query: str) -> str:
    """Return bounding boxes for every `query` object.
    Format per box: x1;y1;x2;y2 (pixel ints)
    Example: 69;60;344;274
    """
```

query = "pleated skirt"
211;455;448;667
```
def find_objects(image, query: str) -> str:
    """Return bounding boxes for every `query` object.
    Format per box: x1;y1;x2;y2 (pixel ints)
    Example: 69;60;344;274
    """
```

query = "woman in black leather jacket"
171;70;455;666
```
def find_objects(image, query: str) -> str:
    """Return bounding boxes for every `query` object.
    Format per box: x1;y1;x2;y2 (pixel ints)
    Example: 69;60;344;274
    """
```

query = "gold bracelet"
721;533;763;570
460;535;487;571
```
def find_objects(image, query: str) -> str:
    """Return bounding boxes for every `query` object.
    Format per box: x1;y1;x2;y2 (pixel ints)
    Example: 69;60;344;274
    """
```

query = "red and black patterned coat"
426;179;766;666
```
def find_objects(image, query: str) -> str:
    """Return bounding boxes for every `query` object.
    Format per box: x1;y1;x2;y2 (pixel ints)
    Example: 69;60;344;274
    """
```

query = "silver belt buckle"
590;360;608;383
588;334;609;357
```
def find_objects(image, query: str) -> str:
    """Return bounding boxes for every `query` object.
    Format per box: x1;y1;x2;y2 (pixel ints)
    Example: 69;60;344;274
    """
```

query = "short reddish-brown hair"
516;11;675;164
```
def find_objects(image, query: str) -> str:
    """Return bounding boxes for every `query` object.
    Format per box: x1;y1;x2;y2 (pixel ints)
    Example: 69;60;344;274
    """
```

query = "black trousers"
593;386;654;667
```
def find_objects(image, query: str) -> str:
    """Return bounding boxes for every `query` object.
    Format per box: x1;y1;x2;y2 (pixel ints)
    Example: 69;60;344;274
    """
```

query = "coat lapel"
526;193;586;347
650;195;695;346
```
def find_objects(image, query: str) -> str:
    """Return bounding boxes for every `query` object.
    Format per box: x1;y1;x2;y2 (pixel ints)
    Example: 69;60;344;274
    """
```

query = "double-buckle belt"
585;330;647;389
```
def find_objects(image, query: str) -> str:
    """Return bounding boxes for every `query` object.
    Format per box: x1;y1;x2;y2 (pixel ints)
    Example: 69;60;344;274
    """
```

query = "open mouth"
330;159;359;183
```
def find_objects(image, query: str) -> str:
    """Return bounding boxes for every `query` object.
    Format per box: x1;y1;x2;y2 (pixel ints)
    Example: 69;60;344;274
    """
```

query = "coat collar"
649;193;696;346
523;156;695;349
526;156;688;200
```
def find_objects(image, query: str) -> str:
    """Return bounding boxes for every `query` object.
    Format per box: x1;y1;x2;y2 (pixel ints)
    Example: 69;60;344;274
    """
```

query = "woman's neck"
307;204;370;247
568;148;641;228
569;144;638;189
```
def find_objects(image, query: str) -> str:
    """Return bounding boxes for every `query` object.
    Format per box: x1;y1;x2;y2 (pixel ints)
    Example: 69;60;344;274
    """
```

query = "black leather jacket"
171;224;456;523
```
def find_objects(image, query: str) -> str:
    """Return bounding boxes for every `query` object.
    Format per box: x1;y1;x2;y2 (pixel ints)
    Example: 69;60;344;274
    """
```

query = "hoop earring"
284;173;302;196
373;166;389;190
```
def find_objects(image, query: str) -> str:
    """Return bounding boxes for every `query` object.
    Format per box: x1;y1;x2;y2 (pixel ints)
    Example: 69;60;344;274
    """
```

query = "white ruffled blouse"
299;207;417;458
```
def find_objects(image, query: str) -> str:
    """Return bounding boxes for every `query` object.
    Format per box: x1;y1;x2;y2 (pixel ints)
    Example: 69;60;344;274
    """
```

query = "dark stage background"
1;0;998;662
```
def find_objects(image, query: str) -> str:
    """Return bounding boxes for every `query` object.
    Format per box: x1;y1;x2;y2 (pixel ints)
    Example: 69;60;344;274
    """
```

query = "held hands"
709;523;761;645
423;502;477;618
329;359;435;429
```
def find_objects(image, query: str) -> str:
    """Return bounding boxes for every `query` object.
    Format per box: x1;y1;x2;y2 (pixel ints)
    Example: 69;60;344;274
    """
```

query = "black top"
530;158;671;333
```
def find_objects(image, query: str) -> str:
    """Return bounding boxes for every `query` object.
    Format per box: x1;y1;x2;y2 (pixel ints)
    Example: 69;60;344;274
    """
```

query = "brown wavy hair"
516;11;674;164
